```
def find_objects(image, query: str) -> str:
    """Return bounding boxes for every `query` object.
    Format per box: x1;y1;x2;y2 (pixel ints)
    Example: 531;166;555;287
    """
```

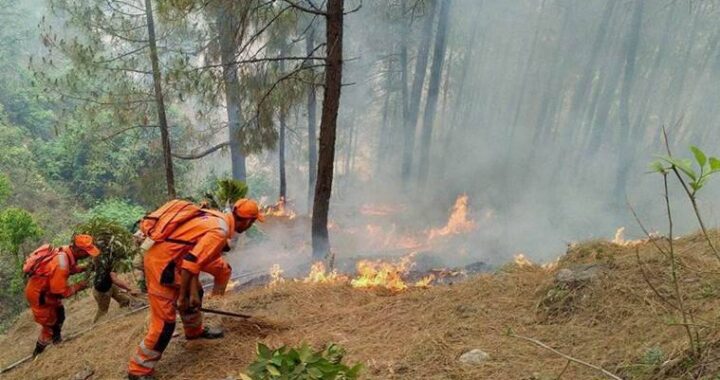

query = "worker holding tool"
91;249;144;323
127;198;263;380
23;234;100;357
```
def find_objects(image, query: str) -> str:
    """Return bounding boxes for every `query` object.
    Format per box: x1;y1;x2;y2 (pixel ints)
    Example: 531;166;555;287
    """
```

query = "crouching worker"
92;263;141;323
23;234;100;356
128;198;263;380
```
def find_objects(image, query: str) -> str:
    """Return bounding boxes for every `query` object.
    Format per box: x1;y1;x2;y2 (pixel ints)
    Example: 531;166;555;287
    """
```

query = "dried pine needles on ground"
3;234;720;379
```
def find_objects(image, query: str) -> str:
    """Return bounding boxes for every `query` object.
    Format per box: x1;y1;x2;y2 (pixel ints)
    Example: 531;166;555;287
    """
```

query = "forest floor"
3;226;720;379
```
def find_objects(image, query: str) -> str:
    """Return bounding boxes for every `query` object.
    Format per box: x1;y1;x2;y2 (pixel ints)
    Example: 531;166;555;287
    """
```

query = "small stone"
458;349;490;364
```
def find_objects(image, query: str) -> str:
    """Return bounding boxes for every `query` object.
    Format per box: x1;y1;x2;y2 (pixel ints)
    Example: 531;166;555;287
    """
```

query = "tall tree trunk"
375;57;393;174
400;0;436;186
312;0;343;260
417;0;451;187
306;25;318;212
145;0;175;198
613;0;644;201
279;46;288;200
279;110;287;199
217;2;247;181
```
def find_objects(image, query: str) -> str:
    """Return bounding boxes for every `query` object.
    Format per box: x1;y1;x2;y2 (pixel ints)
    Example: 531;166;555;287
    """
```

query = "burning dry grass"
4;232;720;378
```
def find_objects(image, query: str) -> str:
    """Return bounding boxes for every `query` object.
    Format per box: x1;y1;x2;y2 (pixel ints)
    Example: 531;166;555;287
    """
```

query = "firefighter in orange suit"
127;199;264;380
24;234;100;356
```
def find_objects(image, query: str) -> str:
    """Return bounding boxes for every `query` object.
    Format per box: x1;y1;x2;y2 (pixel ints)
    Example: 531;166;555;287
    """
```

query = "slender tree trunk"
417;0;451;186
375;57;393;174
144;0;175;198
279;111;287;199
278;46;288;200
217;2;247;181
613;0;644;201
400;1;436;186
312;0;343;260
306;25;318;212
399;0;409;149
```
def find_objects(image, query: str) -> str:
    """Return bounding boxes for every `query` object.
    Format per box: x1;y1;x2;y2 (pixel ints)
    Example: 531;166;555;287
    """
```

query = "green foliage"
0;207;42;256
652;146;720;195
77;199;146;231
0;173;10;205
75;218;139;274
241;343;362;380
204;179;248;209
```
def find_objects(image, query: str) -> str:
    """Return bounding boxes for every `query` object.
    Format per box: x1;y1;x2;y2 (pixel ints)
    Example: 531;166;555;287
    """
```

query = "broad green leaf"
710;157;720;171
660;157;697;180
257;343;273;359
691;146;707;167
238;373;254;380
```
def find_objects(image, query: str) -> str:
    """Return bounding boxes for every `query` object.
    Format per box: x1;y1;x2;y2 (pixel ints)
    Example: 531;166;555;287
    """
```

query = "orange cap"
73;234;100;257
233;199;265;222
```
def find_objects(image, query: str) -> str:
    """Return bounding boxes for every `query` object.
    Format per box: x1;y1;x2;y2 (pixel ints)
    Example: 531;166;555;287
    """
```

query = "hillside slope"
2;232;720;379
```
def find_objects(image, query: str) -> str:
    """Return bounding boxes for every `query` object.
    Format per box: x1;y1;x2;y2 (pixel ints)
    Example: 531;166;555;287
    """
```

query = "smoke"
201;0;720;272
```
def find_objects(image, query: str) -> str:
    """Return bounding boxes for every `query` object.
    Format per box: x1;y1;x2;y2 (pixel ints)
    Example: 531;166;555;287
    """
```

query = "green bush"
77;199;146;231
241;343;362;380
0;207;42;266
203;178;248;210
0;173;10;204
75;218;139;273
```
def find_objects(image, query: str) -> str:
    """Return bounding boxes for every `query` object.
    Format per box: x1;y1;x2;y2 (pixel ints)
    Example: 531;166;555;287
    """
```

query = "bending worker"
24;234;100;356
127;199;263;380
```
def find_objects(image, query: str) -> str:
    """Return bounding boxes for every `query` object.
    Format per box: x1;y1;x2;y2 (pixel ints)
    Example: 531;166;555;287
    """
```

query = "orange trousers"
25;280;65;346
128;252;205;376
202;257;231;296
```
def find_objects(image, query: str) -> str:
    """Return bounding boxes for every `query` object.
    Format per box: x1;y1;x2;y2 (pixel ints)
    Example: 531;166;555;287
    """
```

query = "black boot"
187;326;224;340
32;342;47;357
51;326;62;343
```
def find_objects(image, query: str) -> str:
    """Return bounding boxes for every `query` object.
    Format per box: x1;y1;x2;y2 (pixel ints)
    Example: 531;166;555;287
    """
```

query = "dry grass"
3;232;720;379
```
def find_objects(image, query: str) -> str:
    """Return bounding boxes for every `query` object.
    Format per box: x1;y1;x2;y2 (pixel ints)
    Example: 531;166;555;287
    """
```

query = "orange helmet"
73;234;100;257
232;199;265;222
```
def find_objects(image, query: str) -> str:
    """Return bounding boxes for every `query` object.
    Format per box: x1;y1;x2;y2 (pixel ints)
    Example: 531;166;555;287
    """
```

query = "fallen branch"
509;332;623;380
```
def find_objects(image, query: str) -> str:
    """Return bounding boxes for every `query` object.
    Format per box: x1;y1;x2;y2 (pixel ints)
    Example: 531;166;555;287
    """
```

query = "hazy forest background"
2;0;720;328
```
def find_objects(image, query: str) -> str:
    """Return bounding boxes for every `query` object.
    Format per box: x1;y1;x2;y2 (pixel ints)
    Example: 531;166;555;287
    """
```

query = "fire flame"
265;197;297;220
513;253;534;267
350;254;416;292
612;227;646;247
268;264;285;287
428;194;477;240
303;262;347;284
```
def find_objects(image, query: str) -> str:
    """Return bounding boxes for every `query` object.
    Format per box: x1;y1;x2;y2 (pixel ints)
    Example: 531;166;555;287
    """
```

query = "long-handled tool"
199;307;252;319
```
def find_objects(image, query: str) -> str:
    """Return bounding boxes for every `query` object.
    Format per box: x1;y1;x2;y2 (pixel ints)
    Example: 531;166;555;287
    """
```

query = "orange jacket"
25;246;82;305
153;211;234;274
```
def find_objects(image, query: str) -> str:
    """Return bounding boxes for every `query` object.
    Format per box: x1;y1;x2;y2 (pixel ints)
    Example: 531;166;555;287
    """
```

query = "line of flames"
267;254;436;292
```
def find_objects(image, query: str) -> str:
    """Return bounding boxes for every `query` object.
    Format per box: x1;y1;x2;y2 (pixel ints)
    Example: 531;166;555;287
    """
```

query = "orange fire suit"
128;212;235;377
202;256;232;296
24;247;84;346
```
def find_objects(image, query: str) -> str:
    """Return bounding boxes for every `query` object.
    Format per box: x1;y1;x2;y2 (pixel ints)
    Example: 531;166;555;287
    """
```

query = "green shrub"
203;179;248;210
77;199;146;231
241;343;362;380
75;218;139;273
0;173;10;204
0;207;42;266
